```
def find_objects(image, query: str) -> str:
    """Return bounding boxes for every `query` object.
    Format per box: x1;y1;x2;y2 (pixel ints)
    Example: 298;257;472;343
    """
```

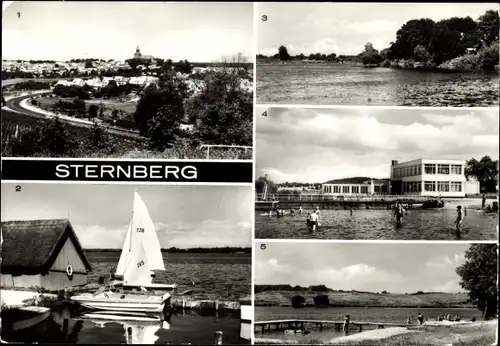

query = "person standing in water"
310;210;319;231
298;205;303;214
394;201;404;225
455;205;464;232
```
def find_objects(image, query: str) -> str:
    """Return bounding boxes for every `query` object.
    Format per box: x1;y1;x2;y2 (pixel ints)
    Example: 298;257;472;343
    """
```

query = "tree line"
261;10;499;70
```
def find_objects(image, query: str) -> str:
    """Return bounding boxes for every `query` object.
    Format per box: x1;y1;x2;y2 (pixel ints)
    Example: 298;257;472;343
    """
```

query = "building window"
451;165;462;175
417;181;422;192
417;165;422;175
438;164;450;175
424;164;436;174
333;186;341;193
351;186;360;194
424;181;435;192
374;185;381;193
361;186;368;194
451;182;462;192
342;186;349;194
438;182;450;192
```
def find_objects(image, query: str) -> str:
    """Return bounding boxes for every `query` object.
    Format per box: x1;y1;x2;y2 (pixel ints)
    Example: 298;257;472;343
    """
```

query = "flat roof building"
390;159;479;197
322;177;390;196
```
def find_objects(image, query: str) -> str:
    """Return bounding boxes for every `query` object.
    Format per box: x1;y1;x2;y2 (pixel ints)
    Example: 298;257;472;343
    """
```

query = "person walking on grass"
482;194;486;209
417;312;424;326
343;315;350;334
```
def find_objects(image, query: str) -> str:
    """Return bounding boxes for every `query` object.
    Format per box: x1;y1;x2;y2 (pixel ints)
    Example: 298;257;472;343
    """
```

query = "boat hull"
70;293;170;314
1;306;51;333
111;281;177;291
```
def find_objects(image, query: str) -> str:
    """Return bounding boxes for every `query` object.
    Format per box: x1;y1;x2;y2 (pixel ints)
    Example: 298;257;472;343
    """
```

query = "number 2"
15;185;21;192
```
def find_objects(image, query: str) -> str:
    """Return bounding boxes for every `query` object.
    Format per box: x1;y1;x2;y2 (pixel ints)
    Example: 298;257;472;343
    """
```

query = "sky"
2;1;253;61
257;3;499;56
256;107;499;183
1;183;252;249
255;242;472;294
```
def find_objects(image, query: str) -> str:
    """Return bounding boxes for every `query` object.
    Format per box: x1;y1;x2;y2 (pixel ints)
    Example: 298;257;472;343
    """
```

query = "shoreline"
1;288;245;312
255;320;498;345
256;60;498;74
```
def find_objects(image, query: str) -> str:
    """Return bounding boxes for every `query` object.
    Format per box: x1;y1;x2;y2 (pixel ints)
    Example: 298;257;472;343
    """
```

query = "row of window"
402;181;463;193
323;185;369;194
393;164;463;178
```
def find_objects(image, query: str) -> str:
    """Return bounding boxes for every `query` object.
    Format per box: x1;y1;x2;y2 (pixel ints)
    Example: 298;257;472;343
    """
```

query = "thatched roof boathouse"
1;219;92;292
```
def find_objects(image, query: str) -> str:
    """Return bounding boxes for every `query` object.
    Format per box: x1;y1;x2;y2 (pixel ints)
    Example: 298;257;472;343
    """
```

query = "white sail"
130;192;165;271
115;222;132;277
123;242;152;287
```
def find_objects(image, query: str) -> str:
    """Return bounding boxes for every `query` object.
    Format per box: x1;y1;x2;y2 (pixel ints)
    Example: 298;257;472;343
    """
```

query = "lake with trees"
257;9;499;107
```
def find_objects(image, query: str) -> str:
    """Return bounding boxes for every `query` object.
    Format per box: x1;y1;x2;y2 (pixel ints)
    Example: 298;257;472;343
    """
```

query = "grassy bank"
255;322;497;345
254;290;473;308
335;322;497;346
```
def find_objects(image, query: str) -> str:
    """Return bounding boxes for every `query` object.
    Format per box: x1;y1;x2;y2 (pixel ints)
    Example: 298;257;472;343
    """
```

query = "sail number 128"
136;228;145;233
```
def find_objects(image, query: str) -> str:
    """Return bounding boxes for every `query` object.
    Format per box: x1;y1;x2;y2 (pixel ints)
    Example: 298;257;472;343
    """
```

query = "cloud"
74;219;251;249
424;254;466;270
257;108;499;183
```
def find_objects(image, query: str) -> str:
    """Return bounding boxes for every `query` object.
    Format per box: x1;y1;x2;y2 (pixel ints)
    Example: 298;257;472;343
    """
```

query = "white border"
254;238;498;244
250;2;258;344
253;104;499;111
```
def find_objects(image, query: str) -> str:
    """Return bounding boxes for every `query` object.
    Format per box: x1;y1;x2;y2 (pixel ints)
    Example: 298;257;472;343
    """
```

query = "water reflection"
1;308;248;344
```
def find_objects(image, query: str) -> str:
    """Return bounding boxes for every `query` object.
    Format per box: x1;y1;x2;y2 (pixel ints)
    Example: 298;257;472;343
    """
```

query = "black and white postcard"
254;242;497;345
255;107;499;240
0;183;252;344
2;2;253;159
256;2;499;106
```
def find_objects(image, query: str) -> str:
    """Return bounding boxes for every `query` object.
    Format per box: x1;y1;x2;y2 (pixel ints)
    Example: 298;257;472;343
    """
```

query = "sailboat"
113;192;176;291
70;192;175;313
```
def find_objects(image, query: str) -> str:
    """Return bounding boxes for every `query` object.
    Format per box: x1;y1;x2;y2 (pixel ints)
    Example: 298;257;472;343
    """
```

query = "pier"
254;319;409;333
255;193;432;210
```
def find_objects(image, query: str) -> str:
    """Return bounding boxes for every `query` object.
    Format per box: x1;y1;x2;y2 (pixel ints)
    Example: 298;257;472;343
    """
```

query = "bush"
291;295;305;308
313;294;329;306
478;42;499;70
439;54;480;70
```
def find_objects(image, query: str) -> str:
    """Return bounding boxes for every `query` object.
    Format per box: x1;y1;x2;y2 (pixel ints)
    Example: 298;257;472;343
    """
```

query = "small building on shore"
322;177;390;196
1;219;92;292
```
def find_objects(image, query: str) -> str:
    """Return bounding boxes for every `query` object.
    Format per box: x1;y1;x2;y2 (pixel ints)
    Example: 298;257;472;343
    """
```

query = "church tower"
134;45;142;59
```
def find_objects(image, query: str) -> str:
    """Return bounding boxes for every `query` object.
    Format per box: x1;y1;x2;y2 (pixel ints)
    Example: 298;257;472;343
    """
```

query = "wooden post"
261;325;264;333
214;331;223;345
320;323;323;331
206;146;210;160
215;300;219;311
359;324;362;332
182;300;185;309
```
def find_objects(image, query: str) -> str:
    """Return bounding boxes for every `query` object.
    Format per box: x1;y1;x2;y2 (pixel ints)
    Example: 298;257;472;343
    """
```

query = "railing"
199;145;252;159
255;193;433;202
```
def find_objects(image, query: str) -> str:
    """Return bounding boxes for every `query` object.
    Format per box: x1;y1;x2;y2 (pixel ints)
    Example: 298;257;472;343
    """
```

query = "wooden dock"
254;319;409;333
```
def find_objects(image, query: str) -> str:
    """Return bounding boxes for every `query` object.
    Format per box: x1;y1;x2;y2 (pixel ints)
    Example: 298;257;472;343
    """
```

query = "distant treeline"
259;10;499;71
254;284;451;295
85;247;251;254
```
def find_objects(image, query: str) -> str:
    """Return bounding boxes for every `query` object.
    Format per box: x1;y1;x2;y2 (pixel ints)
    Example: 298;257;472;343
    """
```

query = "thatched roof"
1;219;92;275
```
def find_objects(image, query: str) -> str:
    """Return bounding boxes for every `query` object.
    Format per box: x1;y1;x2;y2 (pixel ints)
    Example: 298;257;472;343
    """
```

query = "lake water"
256;64;499;107
255;205;498;240
255;306;483;342
85;252;251;300
2;308;248;344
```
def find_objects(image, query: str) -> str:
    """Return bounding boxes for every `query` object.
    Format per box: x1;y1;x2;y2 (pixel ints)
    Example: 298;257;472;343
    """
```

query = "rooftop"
1;219;92;275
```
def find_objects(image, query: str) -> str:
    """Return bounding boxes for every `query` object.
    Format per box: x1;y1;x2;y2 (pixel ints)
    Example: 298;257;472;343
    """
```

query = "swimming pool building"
389;159;479;197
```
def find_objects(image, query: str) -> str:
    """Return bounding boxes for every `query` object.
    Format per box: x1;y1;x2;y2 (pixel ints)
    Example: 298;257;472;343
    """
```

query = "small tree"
88;104;99;119
456;244;497;319
413;45;432;62
278;46;290;61
465;156;498;192
291;295;305;308
313;294;329;306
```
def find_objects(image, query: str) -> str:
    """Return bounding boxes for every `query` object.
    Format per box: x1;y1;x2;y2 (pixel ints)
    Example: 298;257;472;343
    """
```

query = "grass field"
254;290;473;308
